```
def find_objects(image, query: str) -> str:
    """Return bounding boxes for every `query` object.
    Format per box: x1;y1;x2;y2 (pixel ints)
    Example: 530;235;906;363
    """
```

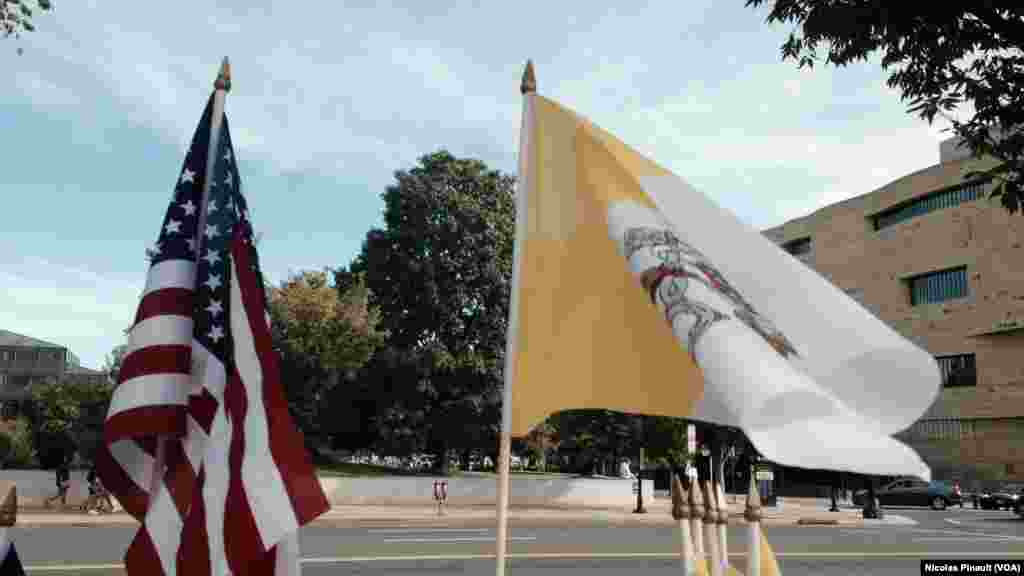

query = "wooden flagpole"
495;60;536;576
197;56;231;256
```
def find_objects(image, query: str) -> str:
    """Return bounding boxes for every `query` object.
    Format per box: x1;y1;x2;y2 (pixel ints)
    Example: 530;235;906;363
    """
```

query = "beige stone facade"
764;144;1024;487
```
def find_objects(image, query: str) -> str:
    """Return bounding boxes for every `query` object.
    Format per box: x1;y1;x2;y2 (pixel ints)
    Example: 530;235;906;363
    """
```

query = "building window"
937;354;977;388
909;266;968;305
782;237;812;256
872;179;987;230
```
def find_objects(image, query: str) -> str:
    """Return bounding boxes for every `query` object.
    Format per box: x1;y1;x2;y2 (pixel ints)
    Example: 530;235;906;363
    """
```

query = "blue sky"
2;1;960;369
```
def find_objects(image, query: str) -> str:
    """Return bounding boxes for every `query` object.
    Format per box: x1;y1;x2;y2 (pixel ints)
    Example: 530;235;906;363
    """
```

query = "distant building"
0;329;109;418
0;330;68;404
763;136;1024;488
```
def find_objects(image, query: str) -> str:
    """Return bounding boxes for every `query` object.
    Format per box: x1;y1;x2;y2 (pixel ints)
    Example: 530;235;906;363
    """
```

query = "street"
10;506;1024;575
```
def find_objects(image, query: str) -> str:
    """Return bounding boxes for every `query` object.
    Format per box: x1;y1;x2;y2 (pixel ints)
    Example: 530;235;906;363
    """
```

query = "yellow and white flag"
505;89;940;480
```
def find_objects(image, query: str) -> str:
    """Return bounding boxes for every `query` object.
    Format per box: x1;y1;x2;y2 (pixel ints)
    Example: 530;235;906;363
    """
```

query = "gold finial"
688;477;705;521
671;474;690;520
520;60;536;95
215;57;232;92
701;480;716;524
0;483;16;527
744;473;763;523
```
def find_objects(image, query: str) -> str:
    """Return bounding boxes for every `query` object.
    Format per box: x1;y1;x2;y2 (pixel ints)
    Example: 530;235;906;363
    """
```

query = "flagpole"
197;56;232;256
495;60;536;576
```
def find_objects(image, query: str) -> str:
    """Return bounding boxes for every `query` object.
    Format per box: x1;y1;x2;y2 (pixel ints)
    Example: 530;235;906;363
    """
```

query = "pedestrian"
83;466;114;515
43;464;70;510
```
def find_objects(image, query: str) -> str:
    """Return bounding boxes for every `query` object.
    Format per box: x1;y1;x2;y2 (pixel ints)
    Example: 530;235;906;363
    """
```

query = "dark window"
937;354;977;388
873;179;987;230
783;237;812;256
909;266;968;305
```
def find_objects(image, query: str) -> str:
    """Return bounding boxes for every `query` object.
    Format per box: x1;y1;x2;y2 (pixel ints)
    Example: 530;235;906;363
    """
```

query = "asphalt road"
11;506;1024;575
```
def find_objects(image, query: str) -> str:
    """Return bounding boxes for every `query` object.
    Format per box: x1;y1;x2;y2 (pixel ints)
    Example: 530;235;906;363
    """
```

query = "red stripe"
188;388;219;436
118;344;192;386
125;525;167;576
177;469;211;576
223;366;268;572
162;440;195;519
134;287;194;325
232;232;330;524
105;406;187;444
94;442;150;520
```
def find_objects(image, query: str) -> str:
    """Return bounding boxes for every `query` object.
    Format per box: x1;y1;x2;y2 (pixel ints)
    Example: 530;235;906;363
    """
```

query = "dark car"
852;478;963;510
978;484;1023;511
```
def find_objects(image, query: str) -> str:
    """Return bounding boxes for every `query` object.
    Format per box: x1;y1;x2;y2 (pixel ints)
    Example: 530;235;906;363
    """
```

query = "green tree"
268;269;385;453
353;150;515;474
25;376;112;468
102;344;128;383
2;0;51;52
745;1;1024;213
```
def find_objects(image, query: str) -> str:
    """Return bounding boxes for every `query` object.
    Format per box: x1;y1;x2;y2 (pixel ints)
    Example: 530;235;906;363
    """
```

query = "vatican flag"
502;66;940;480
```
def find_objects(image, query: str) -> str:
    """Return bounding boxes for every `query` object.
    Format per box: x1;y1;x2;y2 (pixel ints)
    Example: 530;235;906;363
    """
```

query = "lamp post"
634;416;647;514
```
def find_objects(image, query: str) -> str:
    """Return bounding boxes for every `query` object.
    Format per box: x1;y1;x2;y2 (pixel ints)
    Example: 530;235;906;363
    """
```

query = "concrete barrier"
0;469;99;508
3;469;654;511
319;476;654;510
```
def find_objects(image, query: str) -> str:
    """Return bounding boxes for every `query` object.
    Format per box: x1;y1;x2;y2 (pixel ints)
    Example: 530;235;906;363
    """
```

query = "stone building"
763;138;1024;488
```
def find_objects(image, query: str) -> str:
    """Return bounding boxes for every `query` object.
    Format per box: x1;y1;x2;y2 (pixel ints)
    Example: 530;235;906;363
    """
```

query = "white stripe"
0;527;10;565
202;378;232;576
107;373;191;418
108;439;156;496
274;532;301;575
144;259;196;297
144;480;184;576
192;341;227;401
126;315;194;358
231;256;301;548
184;416;209;475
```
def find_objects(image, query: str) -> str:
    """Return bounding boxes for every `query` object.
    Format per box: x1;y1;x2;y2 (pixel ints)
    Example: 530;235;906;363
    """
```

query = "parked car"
978;484;1023;511
852;478;963;510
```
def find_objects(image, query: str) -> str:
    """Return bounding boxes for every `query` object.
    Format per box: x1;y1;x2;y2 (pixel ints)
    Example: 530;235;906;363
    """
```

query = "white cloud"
0;257;141;369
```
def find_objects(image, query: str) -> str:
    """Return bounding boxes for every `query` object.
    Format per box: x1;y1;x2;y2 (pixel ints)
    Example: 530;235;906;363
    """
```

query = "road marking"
380;536;537;543
368;528;491;534
913;537;1019;542
27;551;1024;571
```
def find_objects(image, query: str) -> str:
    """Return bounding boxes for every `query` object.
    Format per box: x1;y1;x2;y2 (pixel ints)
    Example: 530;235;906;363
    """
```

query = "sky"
2;0;962;370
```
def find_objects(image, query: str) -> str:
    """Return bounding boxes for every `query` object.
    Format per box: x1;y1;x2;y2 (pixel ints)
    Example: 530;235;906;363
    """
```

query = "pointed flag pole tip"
520;60;536;94
215;57;232;92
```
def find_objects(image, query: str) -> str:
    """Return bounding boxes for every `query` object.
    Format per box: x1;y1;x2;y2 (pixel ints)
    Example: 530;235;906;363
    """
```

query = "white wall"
319;476;654;509
3;470;653;510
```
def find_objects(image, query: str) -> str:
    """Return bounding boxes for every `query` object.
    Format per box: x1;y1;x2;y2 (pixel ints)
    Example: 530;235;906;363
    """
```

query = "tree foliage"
103;344;128;383
268;269;385;447
353;150;515;473
2;0;51;52
26;376;112;467
746;1;1024;213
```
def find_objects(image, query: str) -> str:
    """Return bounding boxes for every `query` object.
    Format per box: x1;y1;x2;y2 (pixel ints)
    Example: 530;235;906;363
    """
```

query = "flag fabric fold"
0;529;25;576
505;94;940;480
98;92;329;576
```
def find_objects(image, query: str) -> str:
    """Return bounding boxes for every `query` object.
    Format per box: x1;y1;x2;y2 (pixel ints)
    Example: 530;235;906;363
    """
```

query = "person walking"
43;464;70;510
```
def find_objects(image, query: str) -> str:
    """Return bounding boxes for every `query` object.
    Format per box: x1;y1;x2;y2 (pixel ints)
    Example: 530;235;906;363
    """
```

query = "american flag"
97;91;329;575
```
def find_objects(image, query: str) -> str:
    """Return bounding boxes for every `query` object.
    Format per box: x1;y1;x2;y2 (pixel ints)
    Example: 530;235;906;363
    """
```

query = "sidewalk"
12;497;905;529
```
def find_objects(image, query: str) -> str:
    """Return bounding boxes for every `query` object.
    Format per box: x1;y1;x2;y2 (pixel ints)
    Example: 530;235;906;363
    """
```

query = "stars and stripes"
97;92;328;576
